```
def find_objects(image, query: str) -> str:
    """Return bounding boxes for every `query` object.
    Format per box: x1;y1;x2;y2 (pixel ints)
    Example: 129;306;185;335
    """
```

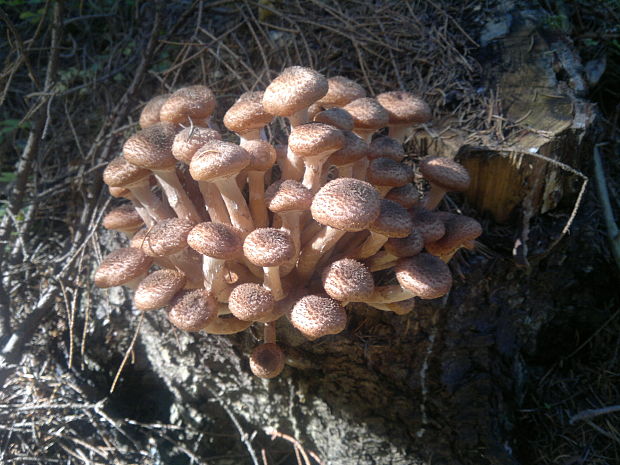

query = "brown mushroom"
134;269;187;311
418;156;471;210
289;294;347;340
376;91;432;143
94;247;152;289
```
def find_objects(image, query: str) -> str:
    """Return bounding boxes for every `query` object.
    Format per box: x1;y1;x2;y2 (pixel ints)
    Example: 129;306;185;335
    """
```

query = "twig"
110;312;144;393
265;428;323;465
593;144;620;270
570;405;620;424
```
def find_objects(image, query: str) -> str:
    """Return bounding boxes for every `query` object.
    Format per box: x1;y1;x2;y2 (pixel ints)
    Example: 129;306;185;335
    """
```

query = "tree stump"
132;8;595;465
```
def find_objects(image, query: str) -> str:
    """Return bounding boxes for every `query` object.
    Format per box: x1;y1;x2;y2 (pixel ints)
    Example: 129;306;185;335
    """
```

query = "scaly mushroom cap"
425;214;482;256
265;180;313;213
94;247;152;288
159;85;216;125
383;229;424;257
249;343;285;378
376;91;432;126
139;94;171;129
369;199;413;238
288;123;345;158
366;157;414;188
228;283;275;321
369;136;405;161
187;222;243;259
394;253;452;299
410;209;447;243
243;140;277;172
318;76;367;107
140;218;195;257
102;205;144;232
172;127;222;165
134;269;187;311
235;90;265;103
103;156;151;188
385;183;420;209
311;178;381;231
223;98;274;134
166;289;218;332
289;294;347;340
123;122;178;171
313;108;354;131
321;258;374;302
418;156;471;192
243;228;295;267
262;66;328;117
190;140;250;182
327;130;370;167
342;98;389;130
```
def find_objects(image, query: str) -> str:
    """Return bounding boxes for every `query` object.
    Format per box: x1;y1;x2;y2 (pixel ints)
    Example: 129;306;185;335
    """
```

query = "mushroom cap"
384;298;416;315
394;253;452;299
327;130;370;167
249;343;285;378
289;294;347;340
418;156;471;192
223;98;273;134
186;222;243;259
94;247;152;288
139;94;171;129
166;289;218;332
369;136;405;162
383;229;424;257
376;91;432;126
103;156;150;188
243;228;295;267
159;85;216;125
108;186;130;198
190;140;250;182
311;178;381;231
321;258;374;302
123;122;178;171
385;183;420;209
102;204;144;232
318;76;367;107
264;180;313;213
425;214;482;256
172;126;222;165
342;98;390;130
228;283;275;322
235;90;265;103
242;140;277;172
366;157;414;188
288;123;345;158
307;102;323;120
313;108;354;131
410;209;447;243
369;199;413;238
139;218;195;257
134;269;187;310
262;66;328;117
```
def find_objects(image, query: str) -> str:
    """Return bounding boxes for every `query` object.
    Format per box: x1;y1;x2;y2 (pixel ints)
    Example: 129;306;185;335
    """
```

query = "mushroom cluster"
96;66;482;378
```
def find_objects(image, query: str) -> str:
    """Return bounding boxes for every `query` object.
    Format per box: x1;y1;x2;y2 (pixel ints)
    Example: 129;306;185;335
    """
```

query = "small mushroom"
102;204;144;238
289;294;347;340
134;269;187;311
159;85;216;127
166;289;218;332
376;91;431;143
139;94;170;129
418;156;471;210
321;258;374;306
249;343;285;378
94;247;152;289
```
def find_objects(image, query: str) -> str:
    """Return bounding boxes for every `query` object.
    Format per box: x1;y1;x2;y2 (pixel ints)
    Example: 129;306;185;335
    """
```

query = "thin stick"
110;312;144;393
570;405;620;424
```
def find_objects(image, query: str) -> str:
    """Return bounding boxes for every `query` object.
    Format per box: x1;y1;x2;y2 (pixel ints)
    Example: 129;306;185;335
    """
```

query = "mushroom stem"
387;126;410;143
197;182;231;224
167;249;203;288
282;146;305;181
239;129;261;145
128;181;171;222
296;226;347;281
214;178;255;234
153;169;202;223
365;285;414;303
301;150;339;193
422;185;447;210
202;255;227;297
348;232;388;259
264;321;276;344
352;157;369;181
247;171;269;228
264;266;285;301
364;250;398;271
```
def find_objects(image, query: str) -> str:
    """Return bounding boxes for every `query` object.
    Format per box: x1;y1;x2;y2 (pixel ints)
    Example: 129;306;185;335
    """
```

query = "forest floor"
0;0;618;464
